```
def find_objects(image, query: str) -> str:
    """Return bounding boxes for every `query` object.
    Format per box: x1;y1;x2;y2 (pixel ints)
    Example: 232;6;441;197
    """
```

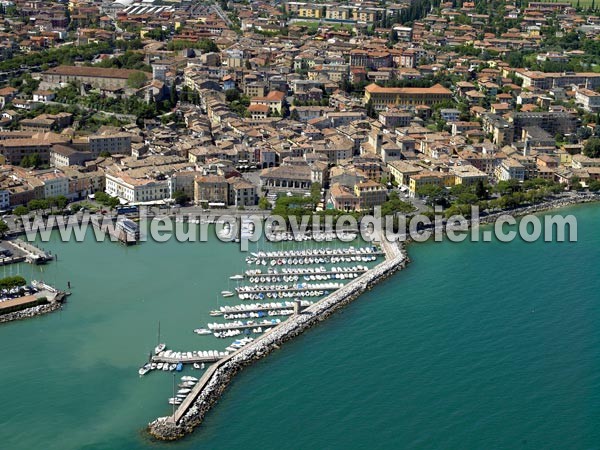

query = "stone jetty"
148;239;408;441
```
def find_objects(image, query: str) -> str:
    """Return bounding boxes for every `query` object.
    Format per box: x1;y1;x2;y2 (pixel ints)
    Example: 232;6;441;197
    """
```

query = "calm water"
0;206;598;450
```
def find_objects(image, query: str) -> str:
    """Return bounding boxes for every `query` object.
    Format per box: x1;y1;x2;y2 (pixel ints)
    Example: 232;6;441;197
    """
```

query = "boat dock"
152;353;224;365
211;301;313;315
247;250;384;260
236;282;343;295
2;239;53;264
242;267;368;278
207;321;279;332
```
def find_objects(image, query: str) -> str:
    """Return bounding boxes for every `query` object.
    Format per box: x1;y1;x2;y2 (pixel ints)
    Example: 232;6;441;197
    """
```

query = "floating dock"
1;239;53;264
151;353;223;365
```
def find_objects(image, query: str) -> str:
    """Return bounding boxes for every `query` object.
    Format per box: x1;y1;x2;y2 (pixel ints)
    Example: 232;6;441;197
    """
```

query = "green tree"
583;137;600;158
225;89;240;102
0;219;9;236
13;205;28;216
172;190;190;205
588;180;600;191
258;197;271;210
416;184;446;206
310;182;322;204
127;71;149;89
475;180;487;199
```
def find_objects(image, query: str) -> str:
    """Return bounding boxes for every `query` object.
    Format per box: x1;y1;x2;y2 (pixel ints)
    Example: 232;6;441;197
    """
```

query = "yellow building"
408;171;454;196
298;5;322;18
451;165;488;186
364;83;453;111
353;180;387;210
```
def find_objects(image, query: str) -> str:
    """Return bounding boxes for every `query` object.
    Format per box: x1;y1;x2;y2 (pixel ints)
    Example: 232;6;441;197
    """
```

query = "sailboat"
154;321;166;355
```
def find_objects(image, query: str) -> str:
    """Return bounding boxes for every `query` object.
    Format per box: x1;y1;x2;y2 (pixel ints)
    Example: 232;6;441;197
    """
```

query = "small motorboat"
221;291;234;298
138;363;151;376
194;328;212;335
154;343;166;354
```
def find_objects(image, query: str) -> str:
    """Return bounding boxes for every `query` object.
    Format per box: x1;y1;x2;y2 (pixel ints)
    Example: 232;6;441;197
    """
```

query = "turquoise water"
0;206;598;449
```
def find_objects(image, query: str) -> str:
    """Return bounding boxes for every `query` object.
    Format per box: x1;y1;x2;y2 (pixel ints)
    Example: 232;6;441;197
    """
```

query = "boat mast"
172;373;176;417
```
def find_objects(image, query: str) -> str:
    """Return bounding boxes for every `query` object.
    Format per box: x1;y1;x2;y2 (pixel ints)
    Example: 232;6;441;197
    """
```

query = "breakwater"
475;192;600;226
148;240;408;441
0;301;62;324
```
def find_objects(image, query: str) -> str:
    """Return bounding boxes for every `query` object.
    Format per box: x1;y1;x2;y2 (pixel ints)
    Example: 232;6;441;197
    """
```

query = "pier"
207;321;279;332
148;238;409;439
1;239;53;264
235;283;343;295
246;249;384;260
242;267;369;278
212;301;313;315
151;353;224;365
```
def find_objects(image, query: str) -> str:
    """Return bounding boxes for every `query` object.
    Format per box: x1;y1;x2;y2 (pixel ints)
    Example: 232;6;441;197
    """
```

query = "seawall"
148;240;409;440
0;301;62;324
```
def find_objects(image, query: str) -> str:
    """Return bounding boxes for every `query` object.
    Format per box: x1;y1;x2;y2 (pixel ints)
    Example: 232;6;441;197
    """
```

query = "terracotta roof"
365;83;451;95
43;65;151;80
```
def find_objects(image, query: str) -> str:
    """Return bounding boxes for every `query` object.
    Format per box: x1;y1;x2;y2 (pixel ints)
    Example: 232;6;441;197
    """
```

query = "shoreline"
0;299;64;325
146;194;599;441
147;239;409;441
473;192;600;227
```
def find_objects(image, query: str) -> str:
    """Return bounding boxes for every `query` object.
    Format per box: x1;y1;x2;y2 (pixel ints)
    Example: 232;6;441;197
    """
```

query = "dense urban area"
0;0;599;223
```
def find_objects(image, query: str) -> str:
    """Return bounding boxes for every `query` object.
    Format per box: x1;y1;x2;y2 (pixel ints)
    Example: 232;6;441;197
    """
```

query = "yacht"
154;343;166;354
229;274;243;280
194;328;212;335
181;376;198;382
221;290;234;297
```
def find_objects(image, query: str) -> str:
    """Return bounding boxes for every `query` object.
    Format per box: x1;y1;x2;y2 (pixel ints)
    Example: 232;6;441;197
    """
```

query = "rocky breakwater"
0;301;62;324
148;242;409;441
475;192;600;226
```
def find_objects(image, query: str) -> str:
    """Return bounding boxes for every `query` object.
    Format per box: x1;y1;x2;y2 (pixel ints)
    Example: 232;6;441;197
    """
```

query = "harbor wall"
148;241;409;441
0;301;62;324
473;192;599;226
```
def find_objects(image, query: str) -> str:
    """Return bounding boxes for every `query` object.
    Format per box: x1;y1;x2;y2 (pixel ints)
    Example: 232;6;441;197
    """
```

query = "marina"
138;239;386;407
148;237;408;440
209;300;313;316
151;351;227;365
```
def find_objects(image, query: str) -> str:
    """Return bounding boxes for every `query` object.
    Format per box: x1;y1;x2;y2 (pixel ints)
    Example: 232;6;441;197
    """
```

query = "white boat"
181;376;198;382
138;364;151;376
154;343;166;354
193;363;201;369
221;291;234;297
229;274;243;280
194;328;212;335
169;364;177;371
178;388;191;395
201;363;205;369
168;398;182;405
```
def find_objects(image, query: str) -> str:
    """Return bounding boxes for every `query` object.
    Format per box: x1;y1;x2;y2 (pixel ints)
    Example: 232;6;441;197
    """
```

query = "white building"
575;88;600;112
105;173;170;203
495;158;525;182
39;171;69;198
